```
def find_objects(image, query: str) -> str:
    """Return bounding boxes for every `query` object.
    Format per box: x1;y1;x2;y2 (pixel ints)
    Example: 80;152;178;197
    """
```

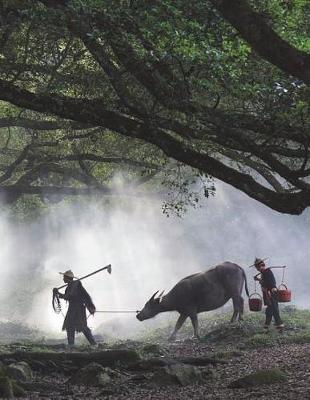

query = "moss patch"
229;368;287;388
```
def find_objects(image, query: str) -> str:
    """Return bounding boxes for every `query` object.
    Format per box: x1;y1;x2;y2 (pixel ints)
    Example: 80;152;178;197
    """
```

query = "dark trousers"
67;327;96;346
265;293;282;326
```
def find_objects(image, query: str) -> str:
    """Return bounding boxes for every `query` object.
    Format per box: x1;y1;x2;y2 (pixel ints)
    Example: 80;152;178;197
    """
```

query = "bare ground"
21;340;310;399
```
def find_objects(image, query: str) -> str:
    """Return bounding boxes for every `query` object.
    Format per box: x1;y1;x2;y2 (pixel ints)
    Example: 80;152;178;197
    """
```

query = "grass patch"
200;306;310;349
1;306;309;354
130;306;310;351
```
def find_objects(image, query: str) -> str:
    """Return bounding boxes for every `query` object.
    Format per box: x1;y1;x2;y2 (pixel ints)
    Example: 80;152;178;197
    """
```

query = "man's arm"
54;282;77;300
80;283;96;314
53;287;67;300
265;269;277;291
254;273;262;282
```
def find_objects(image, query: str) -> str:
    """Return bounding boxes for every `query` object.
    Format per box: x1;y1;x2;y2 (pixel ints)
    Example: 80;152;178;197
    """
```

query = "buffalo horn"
149;290;159;301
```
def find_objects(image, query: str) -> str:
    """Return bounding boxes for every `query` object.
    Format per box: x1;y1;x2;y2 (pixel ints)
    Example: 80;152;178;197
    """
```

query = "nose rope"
96;310;140;313
87;310;140;319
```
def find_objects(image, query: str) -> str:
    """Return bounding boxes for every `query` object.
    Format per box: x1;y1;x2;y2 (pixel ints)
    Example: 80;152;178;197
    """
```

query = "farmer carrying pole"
53;265;111;348
253;258;284;332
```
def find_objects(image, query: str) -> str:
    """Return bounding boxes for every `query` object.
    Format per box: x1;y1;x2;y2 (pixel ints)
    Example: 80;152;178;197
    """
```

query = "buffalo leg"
231;296;240;322
238;296;244;321
189;314;199;338
169;314;187;341
231;295;244;322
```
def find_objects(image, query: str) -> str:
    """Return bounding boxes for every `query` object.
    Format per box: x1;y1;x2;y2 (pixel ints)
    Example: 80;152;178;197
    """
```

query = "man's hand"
271;287;278;293
254;276;261;282
89;305;96;315
54;288;65;299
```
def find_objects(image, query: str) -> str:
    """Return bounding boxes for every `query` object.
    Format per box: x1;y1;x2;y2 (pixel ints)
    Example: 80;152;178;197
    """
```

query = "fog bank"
0;182;308;338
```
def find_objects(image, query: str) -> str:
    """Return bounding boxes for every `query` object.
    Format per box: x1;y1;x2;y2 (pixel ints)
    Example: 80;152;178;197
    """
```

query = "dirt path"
22;341;310;399
113;342;310;400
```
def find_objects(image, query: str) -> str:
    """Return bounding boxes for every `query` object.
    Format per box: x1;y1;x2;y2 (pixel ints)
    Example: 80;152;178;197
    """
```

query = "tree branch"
0;117;93;131
0;78;309;214
0;145;30;184
210;0;310;84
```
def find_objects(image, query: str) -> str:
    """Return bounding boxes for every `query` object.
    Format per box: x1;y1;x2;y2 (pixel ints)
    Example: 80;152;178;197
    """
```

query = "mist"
0;182;308;340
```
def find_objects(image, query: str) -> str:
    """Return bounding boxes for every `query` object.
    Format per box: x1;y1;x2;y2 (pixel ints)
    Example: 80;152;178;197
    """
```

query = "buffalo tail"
243;269;249;297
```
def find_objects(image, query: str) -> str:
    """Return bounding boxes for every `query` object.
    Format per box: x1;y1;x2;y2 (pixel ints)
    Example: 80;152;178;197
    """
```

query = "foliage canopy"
0;0;309;214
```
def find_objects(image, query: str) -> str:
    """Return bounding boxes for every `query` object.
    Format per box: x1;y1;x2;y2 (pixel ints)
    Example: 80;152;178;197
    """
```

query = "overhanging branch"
210;0;310;84
0;117;94;131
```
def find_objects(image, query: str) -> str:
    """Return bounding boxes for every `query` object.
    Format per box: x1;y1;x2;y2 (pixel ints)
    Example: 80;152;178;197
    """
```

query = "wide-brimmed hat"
59;269;75;278
254;258;265;267
249;257;267;268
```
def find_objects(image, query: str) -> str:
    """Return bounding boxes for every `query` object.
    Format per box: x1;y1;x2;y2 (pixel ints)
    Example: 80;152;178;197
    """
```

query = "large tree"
0;0;309;214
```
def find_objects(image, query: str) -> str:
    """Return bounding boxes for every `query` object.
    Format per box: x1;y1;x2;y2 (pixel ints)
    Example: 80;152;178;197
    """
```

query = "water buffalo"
136;261;249;340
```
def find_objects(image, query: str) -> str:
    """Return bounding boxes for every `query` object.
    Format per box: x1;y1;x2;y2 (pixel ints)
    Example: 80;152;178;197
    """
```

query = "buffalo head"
136;290;164;321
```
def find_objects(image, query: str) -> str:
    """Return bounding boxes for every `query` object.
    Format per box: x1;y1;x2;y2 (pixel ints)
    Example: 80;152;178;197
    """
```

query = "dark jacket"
259;268;277;306
60;281;95;332
260;268;276;290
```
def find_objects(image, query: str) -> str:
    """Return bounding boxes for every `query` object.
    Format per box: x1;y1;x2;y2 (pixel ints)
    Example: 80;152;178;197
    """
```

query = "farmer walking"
253;258;284;332
53;270;97;348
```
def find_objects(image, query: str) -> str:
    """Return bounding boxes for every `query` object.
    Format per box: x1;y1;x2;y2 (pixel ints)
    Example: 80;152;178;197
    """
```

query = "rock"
7;361;32;382
111;340;143;350
142;344;165;356
11;381;26;398
214;350;244;359
131;356;177;371
130;373;149;382
201;367;217;380
67;362;123;387
61;360;79;375
28;360;48;373
130;355;226;371
152;363;203;386
3;358;17;365
229;368;287;388
0;376;14;398
0;349;140;368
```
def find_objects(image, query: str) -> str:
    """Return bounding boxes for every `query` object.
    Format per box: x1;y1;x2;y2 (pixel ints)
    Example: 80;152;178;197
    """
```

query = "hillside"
0;306;309;399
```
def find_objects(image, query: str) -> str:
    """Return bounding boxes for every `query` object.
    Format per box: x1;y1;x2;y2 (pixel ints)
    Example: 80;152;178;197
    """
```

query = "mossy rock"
7;361;32;382
229;368;287;388
0;369;26;397
67;362;124;387
0;376;14;398
141;344;166;356
152;363;203;386
0;366;7;377
214;350;243;359
12;381;26;397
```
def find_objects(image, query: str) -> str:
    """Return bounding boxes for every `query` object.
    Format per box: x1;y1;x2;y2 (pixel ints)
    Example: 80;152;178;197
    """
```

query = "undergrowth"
138;305;310;349
1;305;310;352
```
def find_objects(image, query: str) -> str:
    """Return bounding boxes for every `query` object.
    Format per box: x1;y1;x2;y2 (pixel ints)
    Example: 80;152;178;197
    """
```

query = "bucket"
249;293;263;312
277;284;291;303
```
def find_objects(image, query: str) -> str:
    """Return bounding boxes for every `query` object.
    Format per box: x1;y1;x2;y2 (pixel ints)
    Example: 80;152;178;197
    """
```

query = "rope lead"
52;290;62;314
95;310;140;313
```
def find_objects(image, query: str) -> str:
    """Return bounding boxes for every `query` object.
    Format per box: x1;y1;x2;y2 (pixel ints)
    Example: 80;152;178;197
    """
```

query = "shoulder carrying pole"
53;264;112;313
57;264;112;290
